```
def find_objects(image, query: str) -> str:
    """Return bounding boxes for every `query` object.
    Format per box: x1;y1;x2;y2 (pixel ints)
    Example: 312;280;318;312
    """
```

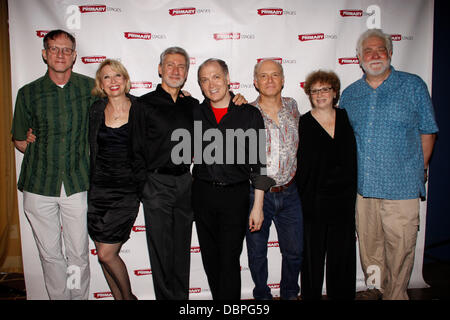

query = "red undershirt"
211;104;228;123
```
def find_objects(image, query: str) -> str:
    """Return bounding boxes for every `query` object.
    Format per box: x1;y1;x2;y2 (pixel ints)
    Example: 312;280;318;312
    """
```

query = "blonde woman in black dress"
296;70;357;300
88;59;140;300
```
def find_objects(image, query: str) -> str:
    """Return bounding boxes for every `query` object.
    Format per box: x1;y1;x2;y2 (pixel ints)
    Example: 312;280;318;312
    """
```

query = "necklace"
107;100;130;121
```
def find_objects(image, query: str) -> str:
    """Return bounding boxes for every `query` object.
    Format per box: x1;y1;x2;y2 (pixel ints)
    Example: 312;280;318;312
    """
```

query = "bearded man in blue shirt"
340;29;438;300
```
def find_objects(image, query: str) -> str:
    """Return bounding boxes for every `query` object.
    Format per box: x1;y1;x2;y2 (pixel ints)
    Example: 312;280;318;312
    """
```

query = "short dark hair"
43;29;76;50
304;70;341;107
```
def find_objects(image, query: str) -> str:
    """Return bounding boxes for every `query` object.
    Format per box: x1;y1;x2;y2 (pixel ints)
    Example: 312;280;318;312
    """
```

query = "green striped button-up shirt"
11;71;96;197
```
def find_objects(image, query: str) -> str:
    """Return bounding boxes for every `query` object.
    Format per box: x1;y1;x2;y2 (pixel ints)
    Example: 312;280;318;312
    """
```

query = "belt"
150;166;189;176
197;179;249;188
269;178;295;193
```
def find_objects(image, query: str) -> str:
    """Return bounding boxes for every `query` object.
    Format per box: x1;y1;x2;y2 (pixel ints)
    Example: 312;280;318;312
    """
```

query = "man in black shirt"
192;58;274;300
130;47;196;300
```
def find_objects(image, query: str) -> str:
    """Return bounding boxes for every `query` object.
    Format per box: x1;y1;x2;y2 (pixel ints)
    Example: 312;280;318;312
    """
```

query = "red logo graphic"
214;33;241;41
90;249;97;256
132;225;146;232
93;292;113;299
339;9;363;17
124;32;151;40
189;288;201;294
298;33;325;42
268;241;279;247
338;57;359;65
134;269;152;276
257;8;283;16
81;56;106;64
257;57;283;64
300;82;305;89
131;82;152;90
169;7;196;16
191;246;201;253
391;34;402;41
229;82;240;90
36;30;49;38
268;283;280;289
79;5;106;13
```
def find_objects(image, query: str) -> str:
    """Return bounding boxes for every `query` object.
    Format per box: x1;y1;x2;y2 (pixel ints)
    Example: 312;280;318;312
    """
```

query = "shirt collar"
361;66;396;89
43;70;76;89
155;83;187;103
202;91;237;111
252;95;285;114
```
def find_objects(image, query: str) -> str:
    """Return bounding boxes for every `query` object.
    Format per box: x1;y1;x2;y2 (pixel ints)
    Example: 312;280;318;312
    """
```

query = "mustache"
367;60;386;66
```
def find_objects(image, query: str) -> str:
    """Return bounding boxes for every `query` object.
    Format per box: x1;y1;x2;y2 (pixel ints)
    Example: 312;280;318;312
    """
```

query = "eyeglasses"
46;46;74;56
310;87;332;95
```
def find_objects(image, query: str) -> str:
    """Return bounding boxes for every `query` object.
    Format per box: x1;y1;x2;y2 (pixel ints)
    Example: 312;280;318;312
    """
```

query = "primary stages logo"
169;7;211;15
213;32;255;40
229;82;254;90
340;5;381;29
93;292;113;299
36;30;49;38
124;32;166;40
338;57;359;65
169;7;195;15
257;8;296;15
78;5;121;13
257;57;297;65
134;269;152;276
131;81;153;90
390;34;414;41
124;32;151;40
81;56;106;64
339;9;365;17
65;4;121;30
257;57;283;64
298;33;337;42
132;225;146;232
191;246;201;253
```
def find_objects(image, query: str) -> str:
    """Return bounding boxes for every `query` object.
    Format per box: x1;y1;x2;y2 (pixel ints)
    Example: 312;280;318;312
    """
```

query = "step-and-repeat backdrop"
9;0;434;300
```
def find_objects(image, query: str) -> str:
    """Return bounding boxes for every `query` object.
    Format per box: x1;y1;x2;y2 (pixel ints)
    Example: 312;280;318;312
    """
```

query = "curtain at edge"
0;0;23;274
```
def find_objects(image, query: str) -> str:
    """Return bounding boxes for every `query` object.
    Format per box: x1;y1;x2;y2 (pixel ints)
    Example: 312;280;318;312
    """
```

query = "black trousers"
141;172;193;300
301;221;356;300
192;179;250;300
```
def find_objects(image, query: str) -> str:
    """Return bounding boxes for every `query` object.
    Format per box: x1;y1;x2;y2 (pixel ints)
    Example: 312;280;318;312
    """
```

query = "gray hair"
253;58;284;80
197;58;229;82
159;46;190;72
356;29;393;57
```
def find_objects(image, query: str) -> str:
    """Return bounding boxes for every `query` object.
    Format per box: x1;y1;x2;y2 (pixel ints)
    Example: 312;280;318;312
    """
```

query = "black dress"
87;98;140;244
295;107;357;300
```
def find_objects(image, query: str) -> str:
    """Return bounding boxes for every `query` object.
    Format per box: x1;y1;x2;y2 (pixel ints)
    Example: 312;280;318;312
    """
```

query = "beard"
162;75;186;89
361;59;391;77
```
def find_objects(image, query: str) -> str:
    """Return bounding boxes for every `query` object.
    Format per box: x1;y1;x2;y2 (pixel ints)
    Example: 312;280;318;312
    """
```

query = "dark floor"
0;262;448;300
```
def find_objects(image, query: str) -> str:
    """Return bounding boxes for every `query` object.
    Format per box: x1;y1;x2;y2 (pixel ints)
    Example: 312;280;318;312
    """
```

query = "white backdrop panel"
8;0;434;300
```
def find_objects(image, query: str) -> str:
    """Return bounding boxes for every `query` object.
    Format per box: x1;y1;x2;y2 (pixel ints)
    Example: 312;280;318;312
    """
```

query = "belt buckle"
212;181;226;188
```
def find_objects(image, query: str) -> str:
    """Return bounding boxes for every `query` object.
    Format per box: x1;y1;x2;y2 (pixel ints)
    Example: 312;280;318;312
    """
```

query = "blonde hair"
92;59;131;97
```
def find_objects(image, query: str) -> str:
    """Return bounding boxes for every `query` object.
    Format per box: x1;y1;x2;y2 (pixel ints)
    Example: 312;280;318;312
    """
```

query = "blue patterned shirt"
340;67;438;200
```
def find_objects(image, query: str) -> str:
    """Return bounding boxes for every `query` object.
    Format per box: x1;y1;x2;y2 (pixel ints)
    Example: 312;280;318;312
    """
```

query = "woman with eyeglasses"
87;59;141;300
295;70;357;300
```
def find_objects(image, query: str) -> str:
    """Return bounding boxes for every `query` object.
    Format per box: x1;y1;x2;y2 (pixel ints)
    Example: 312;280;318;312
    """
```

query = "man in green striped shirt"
11;30;95;300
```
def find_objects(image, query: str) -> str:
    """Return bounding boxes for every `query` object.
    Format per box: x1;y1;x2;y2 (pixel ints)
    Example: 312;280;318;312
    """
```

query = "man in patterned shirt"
340;29;438;300
11;30;94;299
246;59;303;300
